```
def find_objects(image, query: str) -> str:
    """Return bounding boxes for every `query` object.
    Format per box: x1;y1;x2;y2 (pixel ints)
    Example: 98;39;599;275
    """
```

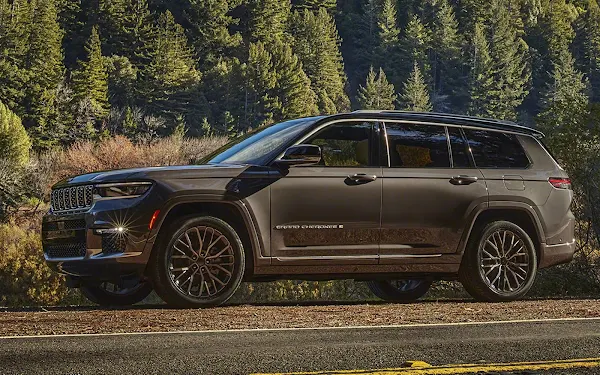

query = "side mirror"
277;144;322;167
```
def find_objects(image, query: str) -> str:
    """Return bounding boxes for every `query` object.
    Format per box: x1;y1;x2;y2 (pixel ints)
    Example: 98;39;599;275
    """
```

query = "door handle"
347;173;377;184
450;175;478;185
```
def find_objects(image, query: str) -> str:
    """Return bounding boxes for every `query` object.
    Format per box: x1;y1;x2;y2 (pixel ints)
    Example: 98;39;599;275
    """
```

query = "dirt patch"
0;299;598;337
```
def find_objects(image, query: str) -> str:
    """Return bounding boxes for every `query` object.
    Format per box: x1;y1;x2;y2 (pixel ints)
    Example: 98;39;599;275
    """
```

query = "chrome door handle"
450;175;478;185
348;173;377;183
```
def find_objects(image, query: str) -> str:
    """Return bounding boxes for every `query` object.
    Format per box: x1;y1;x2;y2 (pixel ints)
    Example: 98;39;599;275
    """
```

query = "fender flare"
458;201;546;255
143;194;268;268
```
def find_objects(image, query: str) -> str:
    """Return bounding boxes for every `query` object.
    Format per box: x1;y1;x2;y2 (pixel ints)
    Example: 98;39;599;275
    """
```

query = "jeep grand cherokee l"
42;111;575;307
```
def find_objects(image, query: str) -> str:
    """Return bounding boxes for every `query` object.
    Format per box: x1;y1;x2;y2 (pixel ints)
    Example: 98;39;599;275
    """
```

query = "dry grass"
38;135;228;196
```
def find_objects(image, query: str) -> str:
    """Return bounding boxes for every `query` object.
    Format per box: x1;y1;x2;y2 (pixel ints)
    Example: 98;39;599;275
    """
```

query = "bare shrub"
179;136;228;163
44;134;229;183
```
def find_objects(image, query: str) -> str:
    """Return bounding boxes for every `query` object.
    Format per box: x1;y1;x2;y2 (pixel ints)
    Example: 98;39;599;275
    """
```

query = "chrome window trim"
273;117;536;165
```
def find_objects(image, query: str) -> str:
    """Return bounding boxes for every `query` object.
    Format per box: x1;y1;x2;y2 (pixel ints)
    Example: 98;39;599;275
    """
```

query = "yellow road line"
252;357;600;375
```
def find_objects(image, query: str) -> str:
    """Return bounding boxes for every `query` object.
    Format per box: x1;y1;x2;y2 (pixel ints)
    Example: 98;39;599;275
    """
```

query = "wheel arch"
145;197;265;280
460;202;545;262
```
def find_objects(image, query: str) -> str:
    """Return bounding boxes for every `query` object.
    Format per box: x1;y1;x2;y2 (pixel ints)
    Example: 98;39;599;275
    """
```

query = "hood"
53;164;252;188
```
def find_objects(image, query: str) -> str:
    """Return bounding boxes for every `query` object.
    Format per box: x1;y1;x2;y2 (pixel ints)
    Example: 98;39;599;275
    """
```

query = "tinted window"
385;123;450;168
464;129;530;168
448;127;470;168
306;122;376;167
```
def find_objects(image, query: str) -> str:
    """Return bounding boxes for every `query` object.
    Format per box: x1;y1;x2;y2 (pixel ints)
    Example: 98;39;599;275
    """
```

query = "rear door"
269;120;383;265
379;122;488;263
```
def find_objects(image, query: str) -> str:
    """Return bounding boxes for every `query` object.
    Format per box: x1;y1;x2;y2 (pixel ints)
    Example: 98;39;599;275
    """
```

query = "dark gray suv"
42;111;575;307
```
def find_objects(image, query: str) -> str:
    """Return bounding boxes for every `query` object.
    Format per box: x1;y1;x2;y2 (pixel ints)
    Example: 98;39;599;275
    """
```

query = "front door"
379;122;488;263
270;121;382;265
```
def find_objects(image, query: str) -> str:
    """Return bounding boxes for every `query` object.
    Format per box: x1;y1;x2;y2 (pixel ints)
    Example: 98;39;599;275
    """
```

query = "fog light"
94;227;126;235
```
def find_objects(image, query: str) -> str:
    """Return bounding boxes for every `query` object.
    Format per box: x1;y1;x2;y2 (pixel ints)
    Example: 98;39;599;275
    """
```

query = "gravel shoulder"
1;298;598;337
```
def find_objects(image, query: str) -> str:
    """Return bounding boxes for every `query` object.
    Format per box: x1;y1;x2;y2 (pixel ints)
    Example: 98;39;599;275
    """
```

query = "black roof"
319;110;544;137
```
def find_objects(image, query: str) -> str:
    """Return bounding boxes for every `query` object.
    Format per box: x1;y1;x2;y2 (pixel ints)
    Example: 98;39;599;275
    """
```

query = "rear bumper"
539;240;576;268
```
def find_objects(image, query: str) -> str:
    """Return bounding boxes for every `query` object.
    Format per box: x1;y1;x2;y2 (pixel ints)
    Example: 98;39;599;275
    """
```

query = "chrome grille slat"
51;185;94;213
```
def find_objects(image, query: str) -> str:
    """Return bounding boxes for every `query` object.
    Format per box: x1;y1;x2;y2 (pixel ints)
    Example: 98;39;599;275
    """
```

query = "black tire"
149;216;245;308
366;279;432;302
80;281;152;306
459;220;538;302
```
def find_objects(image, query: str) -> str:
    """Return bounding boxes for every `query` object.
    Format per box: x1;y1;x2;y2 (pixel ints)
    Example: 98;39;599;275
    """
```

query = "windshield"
206;117;321;165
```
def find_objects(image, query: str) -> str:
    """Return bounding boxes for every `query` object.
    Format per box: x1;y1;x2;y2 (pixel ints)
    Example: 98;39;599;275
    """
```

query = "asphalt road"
1;318;600;374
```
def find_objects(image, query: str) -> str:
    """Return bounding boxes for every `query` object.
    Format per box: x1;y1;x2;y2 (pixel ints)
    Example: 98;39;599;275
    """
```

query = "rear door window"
384;123;450;168
464;129;530;168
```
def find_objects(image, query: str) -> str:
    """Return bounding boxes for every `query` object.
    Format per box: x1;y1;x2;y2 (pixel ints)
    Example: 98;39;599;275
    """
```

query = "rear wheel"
149;216;245;308
80;280;152;306
459;220;537;302
366;279;432;302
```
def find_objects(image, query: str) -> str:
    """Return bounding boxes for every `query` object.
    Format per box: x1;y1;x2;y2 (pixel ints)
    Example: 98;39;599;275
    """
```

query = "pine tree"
244;41;278;128
399;15;431;84
184;0;242;68
0;0;32;111
98;0;155;68
527;0;577;116
143;11;202;128
378;0;400;49
468;23;495;118
72;26;109;120
430;0;464;112
56;0;86;69
357;66;396;110
399;62;432;112
22;0;65;148
537;50;590;172
485;0;531;121
349;0;379;91
577;0;600;101
202;57;246;133
271;41;319;120
541;0;577;65
104;55;137;108
290;8;350;114
375;0;402;87
0;100;31;167
248;0;290;45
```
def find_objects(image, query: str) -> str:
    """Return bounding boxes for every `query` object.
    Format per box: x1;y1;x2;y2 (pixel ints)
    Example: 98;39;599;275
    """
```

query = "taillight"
548;177;572;189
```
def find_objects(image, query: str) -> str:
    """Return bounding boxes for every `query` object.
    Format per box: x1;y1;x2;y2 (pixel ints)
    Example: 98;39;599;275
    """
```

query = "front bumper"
42;194;161;282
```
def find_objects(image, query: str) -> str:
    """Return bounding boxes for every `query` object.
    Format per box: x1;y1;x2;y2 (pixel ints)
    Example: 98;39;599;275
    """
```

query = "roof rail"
349;110;543;137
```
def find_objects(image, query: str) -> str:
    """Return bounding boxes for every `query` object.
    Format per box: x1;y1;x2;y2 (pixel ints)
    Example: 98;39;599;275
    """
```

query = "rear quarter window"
464;129;530;168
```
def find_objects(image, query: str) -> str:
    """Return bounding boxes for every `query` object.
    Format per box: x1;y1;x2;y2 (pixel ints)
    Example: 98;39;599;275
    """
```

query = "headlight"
93;182;152;200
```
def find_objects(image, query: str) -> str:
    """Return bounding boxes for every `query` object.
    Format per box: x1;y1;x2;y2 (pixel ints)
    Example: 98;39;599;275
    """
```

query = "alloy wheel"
167;225;235;299
478;229;531;295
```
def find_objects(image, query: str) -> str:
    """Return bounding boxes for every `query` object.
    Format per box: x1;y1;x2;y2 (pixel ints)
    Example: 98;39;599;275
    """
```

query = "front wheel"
366;279;432;302
149;216;245;308
459;220;538;302
80;281;152;306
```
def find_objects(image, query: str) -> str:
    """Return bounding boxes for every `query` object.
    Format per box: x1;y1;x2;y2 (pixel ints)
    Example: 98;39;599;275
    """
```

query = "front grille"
44;243;87;258
102;235;126;254
43;219;86;232
51;185;94;213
